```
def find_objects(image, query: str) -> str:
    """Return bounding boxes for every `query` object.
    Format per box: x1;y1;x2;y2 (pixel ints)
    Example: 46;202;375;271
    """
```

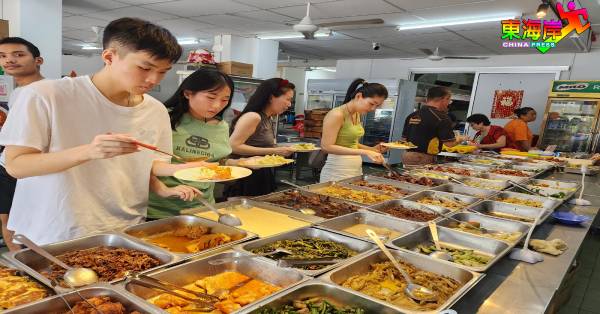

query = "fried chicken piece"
69;296;127;314
173;225;209;239
195;272;250;295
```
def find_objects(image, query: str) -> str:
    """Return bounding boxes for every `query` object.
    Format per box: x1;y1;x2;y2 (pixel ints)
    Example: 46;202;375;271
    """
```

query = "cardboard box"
304;131;322;138
0;20;8;39
304;120;323;127
217;61;253;77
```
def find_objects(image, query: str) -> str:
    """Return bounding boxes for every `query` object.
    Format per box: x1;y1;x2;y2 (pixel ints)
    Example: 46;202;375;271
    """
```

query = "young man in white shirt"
0;17;202;245
0;37;45;251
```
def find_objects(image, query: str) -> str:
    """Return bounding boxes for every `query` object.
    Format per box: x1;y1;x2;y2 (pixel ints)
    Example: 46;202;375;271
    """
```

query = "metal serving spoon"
365;229;437;302
14;234;99;287
197;197;242;227
428;222;454;262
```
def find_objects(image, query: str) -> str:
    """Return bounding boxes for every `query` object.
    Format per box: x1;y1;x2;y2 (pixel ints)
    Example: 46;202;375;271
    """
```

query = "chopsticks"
134;141;184;161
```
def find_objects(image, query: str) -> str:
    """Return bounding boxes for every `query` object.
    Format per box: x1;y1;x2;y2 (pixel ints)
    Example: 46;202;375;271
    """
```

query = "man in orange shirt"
504;107;537;151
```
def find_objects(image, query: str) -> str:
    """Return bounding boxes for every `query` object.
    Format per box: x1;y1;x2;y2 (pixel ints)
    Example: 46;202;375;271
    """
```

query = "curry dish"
0;266;49;310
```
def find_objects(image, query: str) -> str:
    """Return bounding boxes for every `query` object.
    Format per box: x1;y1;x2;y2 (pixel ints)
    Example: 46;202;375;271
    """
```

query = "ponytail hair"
343;78;388;104
514;107;536;118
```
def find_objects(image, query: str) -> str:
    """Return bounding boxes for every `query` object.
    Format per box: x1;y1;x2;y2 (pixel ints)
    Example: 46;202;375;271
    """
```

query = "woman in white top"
319;78;389;183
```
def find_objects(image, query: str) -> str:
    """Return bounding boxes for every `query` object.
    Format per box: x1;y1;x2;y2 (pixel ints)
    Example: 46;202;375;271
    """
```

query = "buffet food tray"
461;176;511;191
369;199;449;223
403;190;483;212
122;215;257;260
437;212;531;244
508;185;573;200
372;171;447;187
124;250;308;313
526;178;580;191
512;162;554;173
421;165;486;178
4;233;175;292
564;166;600;176
480;172;530;183
182;197;323;224
315;209;422;244
431;183;499;198
409;169;460;181
320;249;483;314
491;190;562;212
469;200;550;225
4;283;160;314
388;226;511;272
244;280;402;314
303;181;395;205
339;174;427;196
235;227;376;277
443;162;498;171
461;156;514;167
0;258;55;310
254;188;361;219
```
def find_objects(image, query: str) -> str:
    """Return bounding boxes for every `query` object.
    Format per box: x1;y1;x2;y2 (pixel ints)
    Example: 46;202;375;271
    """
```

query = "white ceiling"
62;0;600;60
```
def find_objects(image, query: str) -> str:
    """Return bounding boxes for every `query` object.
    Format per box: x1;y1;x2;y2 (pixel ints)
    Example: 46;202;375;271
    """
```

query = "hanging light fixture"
536;2;550;19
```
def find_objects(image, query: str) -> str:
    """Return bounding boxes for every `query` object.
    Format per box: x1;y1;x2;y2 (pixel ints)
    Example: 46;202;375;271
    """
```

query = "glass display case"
361;96;397;146
538;99;600;152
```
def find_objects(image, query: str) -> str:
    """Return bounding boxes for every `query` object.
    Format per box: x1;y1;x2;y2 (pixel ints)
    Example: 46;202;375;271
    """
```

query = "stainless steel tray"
460;156;514;167
443;162;497;171
564;166;600;176
372;171;447;187
340;174;429;193
3;233;175;292
507;185;572;200
124;250;308;314
181;198;323;237
437;211;531;244
526;178;580;192
369;199;448;223
512;162;553;173
244;280;402;314
4;283;161;314
320;249;483;314
388;226;511;272
0;259;55;310
491;190;562;212
303;181;395;205
461;176;510;191
482;172;533;182
469;200;550;225
122;215;257;260
254;188;361;219
235;227;376;277
315;209;422;243
409;169;460;181
422;165;485;177
431;183;499;198
403;190;482;212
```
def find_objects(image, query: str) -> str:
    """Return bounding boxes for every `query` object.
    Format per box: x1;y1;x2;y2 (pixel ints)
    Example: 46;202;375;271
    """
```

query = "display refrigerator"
538;80;600;153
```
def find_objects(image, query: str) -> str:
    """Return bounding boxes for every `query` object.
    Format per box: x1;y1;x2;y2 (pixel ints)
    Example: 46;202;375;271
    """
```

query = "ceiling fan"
419;47;489;61
81;26;103;49
292;2;384;39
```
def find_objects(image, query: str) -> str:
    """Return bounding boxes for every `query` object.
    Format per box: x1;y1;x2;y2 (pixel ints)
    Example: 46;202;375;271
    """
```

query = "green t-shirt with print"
148;113;232;219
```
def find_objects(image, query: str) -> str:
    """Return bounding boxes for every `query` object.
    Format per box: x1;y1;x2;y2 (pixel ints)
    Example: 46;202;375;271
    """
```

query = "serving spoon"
428;222;454;262
365;229;437;302
13;234;99;287
197;197;242;227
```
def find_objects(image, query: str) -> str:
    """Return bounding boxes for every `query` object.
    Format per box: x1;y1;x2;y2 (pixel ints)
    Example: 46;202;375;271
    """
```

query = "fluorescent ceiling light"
314;67;336;72
257;32;331;40
81;45;101;50
177;38;199;45
397;14;517;31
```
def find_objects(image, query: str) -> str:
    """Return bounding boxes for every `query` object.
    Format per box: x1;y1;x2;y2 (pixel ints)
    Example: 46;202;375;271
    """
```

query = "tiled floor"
558;231;600;314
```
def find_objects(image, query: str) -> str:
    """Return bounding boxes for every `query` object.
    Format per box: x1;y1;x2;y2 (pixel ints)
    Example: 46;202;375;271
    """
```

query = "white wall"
62;55;104;77
219;35;279;79
335;49;600;80
281;67;307;114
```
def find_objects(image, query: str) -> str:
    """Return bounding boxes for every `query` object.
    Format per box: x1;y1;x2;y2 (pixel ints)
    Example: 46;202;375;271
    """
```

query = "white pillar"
214;34;279;79
2;0;62;79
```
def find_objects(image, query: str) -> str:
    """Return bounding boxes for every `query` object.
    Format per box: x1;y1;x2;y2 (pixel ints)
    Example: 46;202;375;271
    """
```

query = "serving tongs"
126;272;218;311
382;160;408;178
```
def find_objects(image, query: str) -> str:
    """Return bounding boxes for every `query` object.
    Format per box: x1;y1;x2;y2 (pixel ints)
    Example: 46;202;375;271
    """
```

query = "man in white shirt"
0;18;202;245
0;37;45;250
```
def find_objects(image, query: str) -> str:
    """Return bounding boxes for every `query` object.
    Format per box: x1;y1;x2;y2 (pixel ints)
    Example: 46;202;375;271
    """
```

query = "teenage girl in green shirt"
148;69;244;219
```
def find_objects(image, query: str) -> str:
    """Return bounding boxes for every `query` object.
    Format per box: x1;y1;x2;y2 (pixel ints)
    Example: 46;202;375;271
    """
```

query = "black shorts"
0;165;16;215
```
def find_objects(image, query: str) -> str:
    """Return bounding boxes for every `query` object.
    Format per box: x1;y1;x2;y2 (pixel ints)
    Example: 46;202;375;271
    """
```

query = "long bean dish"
257;297;366;314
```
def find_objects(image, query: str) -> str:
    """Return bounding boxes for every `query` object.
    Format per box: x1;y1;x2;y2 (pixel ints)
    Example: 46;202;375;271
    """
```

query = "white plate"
174;166;252;183
239;158;295;169
282;143;321;152
381;142;417;150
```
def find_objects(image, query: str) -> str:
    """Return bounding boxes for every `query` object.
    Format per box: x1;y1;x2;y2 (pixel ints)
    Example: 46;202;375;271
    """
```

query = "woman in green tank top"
147;69;248;219
320;78;390;183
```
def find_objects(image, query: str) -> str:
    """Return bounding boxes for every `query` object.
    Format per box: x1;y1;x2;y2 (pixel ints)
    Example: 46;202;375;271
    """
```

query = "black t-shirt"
402;106;455;155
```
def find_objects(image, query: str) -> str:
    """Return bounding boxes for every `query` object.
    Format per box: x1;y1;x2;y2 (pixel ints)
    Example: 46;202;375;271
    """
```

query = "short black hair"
0;37;41;58
427;86;452;101
467;113;491;126
102;17;182;63
514;107;536;117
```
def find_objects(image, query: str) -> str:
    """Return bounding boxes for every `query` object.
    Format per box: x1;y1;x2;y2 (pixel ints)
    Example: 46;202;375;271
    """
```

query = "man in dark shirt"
401;86;464;166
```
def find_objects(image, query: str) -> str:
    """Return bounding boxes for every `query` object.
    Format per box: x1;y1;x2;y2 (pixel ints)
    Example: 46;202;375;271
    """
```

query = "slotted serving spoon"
365;229;437;302
14;234;99;287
